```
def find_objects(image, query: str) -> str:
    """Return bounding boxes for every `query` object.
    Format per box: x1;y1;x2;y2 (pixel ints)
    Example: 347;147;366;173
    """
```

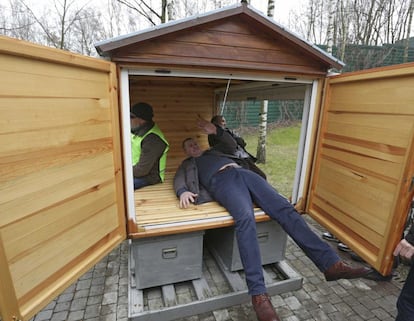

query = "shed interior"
124;71;313;237
127;74;309;172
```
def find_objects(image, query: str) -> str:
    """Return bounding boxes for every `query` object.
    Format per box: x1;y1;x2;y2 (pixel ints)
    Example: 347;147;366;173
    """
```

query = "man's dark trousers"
209;167;340;295
396;264;414;321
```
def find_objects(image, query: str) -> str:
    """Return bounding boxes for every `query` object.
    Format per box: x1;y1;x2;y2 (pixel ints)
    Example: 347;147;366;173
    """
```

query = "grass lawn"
241;123;301;198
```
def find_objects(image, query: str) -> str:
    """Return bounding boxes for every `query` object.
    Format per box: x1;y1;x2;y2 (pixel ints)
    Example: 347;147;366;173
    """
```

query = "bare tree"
267;0;275;18
305;0;327;44
105;0;127;38
0;0;37;42
167;0;178;20
403;0;414;62
325;0;336;54
254;0;276;164
306;0;414;45
16;0;87;50
302;0;414;70
116;0;169;25
256;100;268;164
72;7;106;56
336;0;351;61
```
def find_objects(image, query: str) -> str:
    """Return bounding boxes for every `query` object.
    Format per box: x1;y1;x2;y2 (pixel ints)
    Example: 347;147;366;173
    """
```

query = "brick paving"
30;216;409;321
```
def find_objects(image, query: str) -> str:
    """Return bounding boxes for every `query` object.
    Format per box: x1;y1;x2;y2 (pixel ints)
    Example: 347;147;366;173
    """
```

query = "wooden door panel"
308;64;414;275
0;36;126;321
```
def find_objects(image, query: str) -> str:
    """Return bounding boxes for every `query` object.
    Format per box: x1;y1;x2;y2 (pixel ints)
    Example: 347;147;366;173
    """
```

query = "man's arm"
133;134;166;177
406;222;414;245
173;162;198;208
173;163;188;197
197;118;237;154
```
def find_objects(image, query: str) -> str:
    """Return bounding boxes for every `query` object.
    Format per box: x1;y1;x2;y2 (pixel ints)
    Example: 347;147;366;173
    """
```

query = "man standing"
394;214;414;321
130;102;169;190
174;118;372;321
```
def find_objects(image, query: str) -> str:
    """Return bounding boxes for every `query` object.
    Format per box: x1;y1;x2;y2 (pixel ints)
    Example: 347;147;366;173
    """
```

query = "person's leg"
396;264;414;321
209;170;266;296
133;177;150;189
238;168;340;272
210;169;280;321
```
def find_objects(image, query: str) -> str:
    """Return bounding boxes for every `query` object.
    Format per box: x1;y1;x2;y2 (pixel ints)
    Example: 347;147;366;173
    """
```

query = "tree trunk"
404;0;414;62
338;0;350;61
167;0;177;21
267;0;275;18
326;0;336;54
256;100;268;164
161;0;167;23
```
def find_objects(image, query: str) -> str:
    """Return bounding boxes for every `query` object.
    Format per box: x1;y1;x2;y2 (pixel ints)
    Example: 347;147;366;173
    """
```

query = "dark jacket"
208;125;266;179
174;128;264;204
208;127;257;162
406;219;414;246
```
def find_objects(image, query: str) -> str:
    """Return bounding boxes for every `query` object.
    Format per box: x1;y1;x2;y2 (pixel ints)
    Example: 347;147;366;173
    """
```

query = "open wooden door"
307;63;414;276
0;36;126;321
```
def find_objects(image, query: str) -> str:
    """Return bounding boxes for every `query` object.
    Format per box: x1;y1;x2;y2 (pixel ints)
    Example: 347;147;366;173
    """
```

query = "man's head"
130;102;154;130
211;115;226;128
182;138;203;158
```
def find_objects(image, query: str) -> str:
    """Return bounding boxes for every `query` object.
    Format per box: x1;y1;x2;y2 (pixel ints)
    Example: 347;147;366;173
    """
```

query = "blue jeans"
396;263;414;321
209;167;340;295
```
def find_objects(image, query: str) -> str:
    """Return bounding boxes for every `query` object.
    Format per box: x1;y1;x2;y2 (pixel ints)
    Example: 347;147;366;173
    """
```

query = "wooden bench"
131;172;271;238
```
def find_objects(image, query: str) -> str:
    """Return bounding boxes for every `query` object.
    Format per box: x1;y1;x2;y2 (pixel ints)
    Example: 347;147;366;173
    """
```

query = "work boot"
251;293;280;321
324;261;372;281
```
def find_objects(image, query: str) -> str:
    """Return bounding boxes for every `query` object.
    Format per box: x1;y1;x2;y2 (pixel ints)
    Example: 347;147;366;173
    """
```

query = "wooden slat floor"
133;172;269;237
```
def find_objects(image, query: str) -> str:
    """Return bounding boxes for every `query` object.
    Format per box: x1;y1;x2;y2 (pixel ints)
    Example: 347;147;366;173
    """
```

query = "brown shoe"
251;293;280;321
324;261;372;281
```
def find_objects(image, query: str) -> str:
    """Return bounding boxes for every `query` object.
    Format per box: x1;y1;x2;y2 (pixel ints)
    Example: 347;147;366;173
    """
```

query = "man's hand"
394;238;414;261
179;191;198;208
197;116;217;135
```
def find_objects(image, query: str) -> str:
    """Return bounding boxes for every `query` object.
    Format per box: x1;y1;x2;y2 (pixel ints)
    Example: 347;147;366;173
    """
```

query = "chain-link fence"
319;42;414;73
222;100;304;133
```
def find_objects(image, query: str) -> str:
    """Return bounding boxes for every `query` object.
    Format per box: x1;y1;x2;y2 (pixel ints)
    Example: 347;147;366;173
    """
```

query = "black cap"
131;102;154;121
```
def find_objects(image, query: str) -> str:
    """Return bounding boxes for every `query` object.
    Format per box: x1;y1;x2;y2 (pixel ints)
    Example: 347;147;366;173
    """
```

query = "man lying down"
173;117;372;321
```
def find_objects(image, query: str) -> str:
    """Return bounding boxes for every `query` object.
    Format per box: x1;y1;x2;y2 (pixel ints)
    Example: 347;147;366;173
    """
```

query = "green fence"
318;43;414;73
222;100;304;130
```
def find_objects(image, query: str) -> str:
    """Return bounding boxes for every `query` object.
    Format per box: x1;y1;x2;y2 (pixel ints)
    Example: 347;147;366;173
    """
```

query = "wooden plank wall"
308;66;414;275
128;78;275;238
0;37;126;321
113;16;327;76
129;78;217;171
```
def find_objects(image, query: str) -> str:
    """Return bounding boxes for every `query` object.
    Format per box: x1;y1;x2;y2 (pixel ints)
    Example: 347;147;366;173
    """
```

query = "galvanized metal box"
206;221;286;271
131;231;204;289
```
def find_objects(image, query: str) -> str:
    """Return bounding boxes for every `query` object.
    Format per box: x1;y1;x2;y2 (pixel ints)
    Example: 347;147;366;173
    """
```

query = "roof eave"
95;3;244;56
241;5;345;70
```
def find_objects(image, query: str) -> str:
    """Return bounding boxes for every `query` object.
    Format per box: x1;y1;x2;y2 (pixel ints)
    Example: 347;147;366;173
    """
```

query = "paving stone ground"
30;215;409;321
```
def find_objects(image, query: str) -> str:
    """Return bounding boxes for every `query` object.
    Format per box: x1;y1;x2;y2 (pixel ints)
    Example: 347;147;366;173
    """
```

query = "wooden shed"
1;2;414;321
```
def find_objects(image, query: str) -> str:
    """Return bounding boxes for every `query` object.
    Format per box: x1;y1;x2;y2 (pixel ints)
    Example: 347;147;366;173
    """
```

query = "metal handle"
162;247;177;259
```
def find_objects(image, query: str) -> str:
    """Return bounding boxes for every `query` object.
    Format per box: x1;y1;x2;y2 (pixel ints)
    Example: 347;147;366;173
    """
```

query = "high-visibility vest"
131;124;169;181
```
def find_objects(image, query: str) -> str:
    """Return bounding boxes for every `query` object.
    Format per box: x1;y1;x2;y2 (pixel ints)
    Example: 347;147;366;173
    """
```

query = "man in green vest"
130;102;169;189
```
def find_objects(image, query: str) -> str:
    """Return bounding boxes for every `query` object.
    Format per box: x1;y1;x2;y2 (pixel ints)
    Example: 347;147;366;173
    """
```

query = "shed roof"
95;2;344;74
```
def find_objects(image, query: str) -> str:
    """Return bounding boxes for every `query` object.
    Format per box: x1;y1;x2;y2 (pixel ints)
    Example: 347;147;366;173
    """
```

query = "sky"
250;0;304;22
